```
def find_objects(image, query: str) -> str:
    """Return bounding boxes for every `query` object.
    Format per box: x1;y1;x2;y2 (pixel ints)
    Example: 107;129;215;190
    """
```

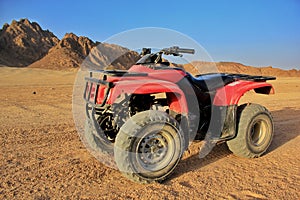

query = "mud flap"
199;105;237;158
85;103;108;142
208;105;237;141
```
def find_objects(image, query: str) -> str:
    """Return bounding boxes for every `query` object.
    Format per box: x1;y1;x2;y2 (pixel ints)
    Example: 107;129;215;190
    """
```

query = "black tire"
84;117;114;155
227;103;274;158
114;110;185;183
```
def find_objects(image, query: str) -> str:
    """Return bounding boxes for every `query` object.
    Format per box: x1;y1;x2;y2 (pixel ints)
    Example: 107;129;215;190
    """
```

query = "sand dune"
0;67;299;199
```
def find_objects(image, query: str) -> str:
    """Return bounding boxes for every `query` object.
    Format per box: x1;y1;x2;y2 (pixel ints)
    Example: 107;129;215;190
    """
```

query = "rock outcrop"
0;19;59;66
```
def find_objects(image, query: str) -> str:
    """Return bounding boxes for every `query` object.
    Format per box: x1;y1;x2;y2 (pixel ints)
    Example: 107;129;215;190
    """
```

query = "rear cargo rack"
231;74;276;82
196;73;276;82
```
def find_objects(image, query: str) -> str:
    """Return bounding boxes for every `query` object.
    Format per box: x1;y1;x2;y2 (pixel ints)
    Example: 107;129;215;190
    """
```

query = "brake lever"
172;53;183;57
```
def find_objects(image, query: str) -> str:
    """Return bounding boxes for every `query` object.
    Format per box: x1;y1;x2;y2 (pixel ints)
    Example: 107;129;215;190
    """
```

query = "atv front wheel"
114;110;185;183
227;103;274;158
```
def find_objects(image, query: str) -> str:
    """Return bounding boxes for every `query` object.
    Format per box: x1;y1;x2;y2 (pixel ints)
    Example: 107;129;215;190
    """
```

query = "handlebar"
136;46;195;65
161;46;195;55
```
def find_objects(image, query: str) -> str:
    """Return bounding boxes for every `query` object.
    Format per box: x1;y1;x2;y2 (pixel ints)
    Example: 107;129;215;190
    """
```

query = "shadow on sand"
169;107;300;181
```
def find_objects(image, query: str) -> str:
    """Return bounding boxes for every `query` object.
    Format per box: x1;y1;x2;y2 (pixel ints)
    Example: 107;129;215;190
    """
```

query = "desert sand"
0;67;299;199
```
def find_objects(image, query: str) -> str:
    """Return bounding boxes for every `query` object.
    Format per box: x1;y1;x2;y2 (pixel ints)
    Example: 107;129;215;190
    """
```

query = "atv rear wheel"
227;103;274;158
114;110;185;183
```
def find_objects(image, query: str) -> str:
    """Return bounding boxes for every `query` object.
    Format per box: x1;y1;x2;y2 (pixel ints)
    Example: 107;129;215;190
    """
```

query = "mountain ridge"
0;18;299;76
184;61;300;77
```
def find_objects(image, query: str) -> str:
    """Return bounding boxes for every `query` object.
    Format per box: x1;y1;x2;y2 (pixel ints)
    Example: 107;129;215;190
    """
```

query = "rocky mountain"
29;32;140;70
0;19;59;66
29;33;96;70
0;19;139;70
82;42;140;70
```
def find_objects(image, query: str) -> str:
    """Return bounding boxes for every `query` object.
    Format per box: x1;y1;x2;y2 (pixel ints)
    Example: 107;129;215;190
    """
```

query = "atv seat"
187;73;236;92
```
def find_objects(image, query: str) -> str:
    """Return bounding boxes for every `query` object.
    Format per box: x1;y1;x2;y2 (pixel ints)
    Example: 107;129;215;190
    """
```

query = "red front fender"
213;80;275;106
106;80;188;114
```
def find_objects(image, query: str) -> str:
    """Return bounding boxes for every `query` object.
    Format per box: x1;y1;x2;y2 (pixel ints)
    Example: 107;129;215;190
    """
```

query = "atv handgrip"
176;48;195;54
162;46;195;55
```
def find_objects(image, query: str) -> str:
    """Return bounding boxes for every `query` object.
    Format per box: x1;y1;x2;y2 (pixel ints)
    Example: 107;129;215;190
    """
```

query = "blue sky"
1;0;299;69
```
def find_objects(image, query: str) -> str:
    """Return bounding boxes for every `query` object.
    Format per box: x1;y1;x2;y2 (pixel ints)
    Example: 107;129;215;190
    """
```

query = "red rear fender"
213;80;275;106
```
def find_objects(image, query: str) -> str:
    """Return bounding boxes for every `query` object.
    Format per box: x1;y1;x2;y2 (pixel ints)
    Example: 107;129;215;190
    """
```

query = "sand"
0;67;299;199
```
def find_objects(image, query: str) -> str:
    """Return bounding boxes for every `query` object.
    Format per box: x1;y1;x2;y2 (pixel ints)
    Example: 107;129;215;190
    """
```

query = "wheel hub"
251;120;268;146
138;133;168;165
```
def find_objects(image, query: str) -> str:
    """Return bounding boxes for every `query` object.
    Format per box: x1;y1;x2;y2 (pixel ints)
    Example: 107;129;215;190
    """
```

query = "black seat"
187;73;236;91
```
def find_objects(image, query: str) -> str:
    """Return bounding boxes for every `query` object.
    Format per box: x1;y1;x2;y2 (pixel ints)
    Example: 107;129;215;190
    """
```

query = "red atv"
83;46;275;183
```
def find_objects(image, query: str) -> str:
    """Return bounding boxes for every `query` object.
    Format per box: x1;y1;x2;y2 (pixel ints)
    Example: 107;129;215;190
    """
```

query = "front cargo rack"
88;70;148;77
83;70;148;107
